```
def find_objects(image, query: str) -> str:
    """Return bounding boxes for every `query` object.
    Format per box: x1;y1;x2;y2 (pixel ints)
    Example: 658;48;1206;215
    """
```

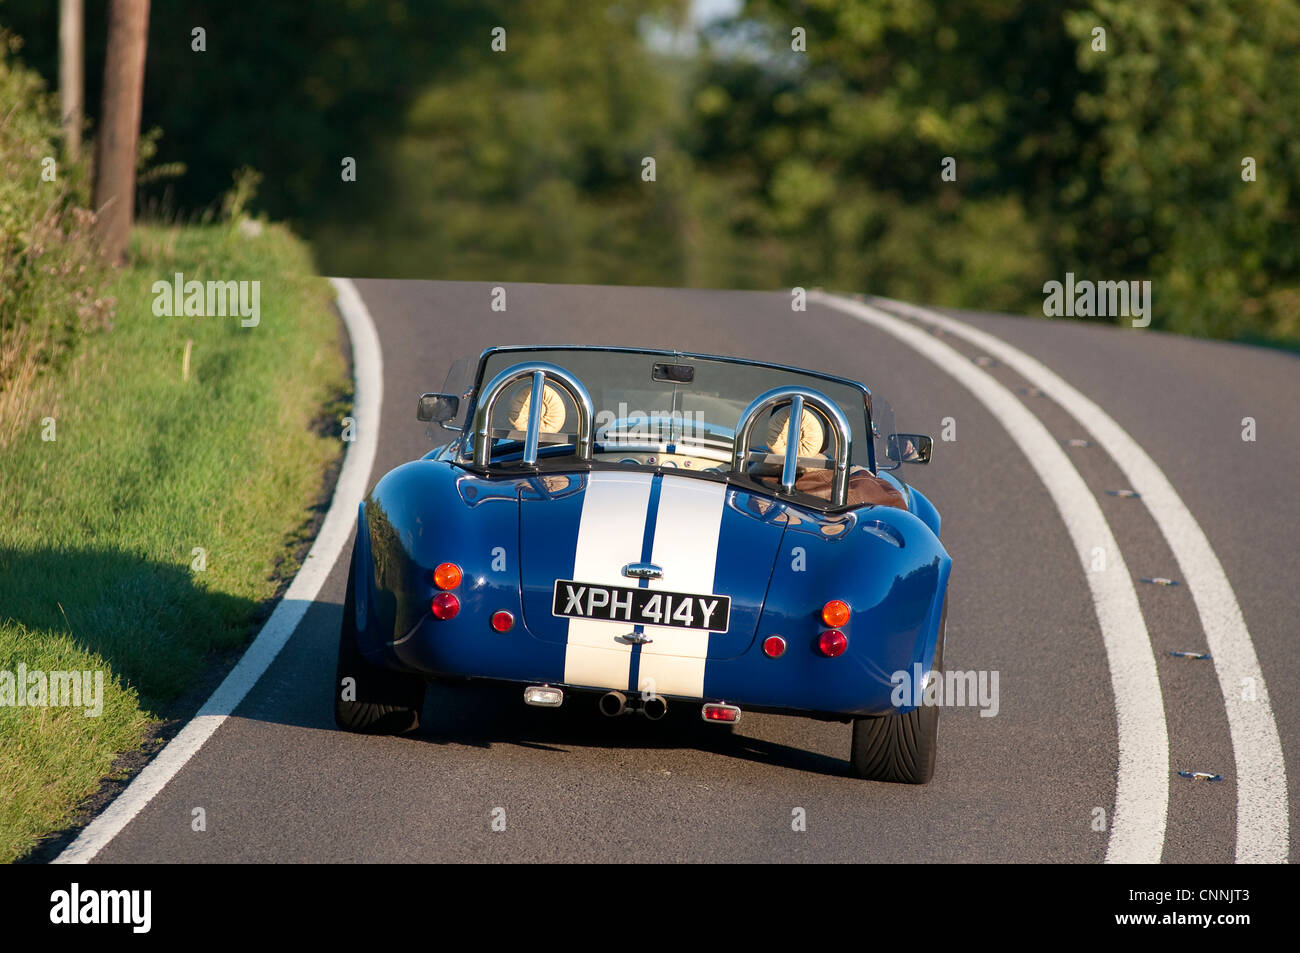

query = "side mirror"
888;433;933;465
417;392;460;424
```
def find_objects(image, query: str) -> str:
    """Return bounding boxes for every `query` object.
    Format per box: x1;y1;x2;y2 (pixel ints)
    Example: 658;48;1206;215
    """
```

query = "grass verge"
0;220;350;862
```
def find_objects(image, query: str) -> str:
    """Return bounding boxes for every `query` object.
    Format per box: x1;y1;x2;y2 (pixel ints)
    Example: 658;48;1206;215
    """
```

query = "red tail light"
817;630;848;657
822;600;850;627
431;592;460;620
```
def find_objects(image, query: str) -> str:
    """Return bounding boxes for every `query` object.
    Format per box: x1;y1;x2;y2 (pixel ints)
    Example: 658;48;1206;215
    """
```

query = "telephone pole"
59;0;83;161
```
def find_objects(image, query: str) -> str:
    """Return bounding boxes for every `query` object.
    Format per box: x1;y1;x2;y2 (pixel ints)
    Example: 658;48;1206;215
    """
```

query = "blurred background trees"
1;0;1296;343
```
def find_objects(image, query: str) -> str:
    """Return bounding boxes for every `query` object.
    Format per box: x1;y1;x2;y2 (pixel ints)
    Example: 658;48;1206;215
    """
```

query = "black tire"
848;597;946;783
333;557;426;734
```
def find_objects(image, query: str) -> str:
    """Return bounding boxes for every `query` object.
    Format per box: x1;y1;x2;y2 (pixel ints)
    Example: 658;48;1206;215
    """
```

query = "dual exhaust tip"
598;690;668;720
599;692;741;724
525;686;740;725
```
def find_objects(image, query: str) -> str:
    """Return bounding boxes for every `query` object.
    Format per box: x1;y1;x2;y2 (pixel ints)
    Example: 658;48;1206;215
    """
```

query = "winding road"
55;279;1298;863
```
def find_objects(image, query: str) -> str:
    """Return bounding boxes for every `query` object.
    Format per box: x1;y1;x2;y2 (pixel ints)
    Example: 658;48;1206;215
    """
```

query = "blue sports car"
334;345;951;783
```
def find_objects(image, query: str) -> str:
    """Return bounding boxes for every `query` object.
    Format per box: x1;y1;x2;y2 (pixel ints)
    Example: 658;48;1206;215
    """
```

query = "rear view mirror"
888;433;933;465
417;392;460;423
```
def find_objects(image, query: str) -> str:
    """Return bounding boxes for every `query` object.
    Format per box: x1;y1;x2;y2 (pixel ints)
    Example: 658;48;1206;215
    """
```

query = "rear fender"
718;503;949;714
352;461;527;667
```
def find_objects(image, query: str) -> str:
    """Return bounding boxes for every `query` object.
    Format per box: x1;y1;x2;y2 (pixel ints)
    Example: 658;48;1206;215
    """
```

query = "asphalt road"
86;280;1298;863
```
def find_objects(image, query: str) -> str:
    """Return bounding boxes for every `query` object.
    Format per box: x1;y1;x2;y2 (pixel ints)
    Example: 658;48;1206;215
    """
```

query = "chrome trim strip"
782;393;803;493
522;370;545;464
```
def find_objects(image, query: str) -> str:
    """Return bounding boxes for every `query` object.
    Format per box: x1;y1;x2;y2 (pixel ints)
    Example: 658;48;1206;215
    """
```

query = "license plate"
552;580;730;632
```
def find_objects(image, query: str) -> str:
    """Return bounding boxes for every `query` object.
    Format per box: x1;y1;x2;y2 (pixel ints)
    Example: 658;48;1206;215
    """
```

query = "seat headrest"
768;405;826;456
508;382;567;433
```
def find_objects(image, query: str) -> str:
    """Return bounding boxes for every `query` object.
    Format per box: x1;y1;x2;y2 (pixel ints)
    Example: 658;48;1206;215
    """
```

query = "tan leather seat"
757;405;907;509
756;467;907;509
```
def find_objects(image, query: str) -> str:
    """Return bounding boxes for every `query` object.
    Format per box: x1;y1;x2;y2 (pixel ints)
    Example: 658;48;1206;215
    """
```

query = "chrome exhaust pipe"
642;695;668;720
599;691;627;717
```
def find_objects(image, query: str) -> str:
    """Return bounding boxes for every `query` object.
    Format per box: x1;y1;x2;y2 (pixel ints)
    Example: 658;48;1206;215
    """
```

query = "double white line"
812;291;1287;864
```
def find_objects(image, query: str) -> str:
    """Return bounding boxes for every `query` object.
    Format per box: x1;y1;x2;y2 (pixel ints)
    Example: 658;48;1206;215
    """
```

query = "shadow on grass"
2;546;272;863
0;546;262;713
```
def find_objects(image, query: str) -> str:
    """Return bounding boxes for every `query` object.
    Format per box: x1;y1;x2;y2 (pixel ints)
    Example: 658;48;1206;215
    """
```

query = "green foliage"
315;0;692;284
135;127;187;186
0;0;498;219
684;0;1298;341
0;32;111;449
3;1;1295;343
220;165;263;224
1065;0;1300;340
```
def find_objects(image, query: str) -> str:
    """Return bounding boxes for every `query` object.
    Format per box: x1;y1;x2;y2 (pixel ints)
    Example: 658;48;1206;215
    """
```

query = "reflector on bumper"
523;685;564;707
701;703;741;724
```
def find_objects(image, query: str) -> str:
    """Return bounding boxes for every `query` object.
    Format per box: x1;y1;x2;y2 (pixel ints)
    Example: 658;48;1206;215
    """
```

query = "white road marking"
811;291;1169;864
871;294;1289;864
54;277;383;864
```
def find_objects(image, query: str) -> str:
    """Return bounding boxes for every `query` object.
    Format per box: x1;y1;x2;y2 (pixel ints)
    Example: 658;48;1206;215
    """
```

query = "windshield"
465;347;875;471
871;393;899;471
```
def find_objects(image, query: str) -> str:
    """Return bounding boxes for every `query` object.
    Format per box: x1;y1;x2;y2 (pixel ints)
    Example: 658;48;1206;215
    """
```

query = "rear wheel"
848;598;946;783
333;557;426;734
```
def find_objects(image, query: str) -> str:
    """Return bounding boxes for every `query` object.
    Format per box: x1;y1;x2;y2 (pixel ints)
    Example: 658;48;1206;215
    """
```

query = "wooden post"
59;0;83;161
93;0;150;264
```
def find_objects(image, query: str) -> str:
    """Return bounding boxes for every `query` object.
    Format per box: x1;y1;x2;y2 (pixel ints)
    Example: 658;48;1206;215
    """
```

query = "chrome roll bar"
732;385;853;507
471;362;595;466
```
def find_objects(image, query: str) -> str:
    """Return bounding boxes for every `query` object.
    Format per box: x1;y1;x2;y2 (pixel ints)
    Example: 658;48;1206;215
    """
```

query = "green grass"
0;220;350;862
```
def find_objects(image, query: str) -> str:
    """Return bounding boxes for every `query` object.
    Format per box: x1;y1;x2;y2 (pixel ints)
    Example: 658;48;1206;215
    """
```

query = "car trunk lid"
518;471;788;664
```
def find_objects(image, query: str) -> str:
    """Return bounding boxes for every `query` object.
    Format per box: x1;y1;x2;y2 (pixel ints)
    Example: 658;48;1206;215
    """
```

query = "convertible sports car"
334;345;951;783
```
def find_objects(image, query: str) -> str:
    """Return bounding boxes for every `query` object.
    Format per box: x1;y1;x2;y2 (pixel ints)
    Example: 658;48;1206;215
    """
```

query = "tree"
92;0;149;263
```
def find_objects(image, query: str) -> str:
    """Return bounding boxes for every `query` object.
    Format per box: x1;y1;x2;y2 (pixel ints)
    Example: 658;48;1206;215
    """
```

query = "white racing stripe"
811;291;1169;864
562;473;729;697
638;477;727;699
54;277;383;863
870;294;1288;864
562;471;653;690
